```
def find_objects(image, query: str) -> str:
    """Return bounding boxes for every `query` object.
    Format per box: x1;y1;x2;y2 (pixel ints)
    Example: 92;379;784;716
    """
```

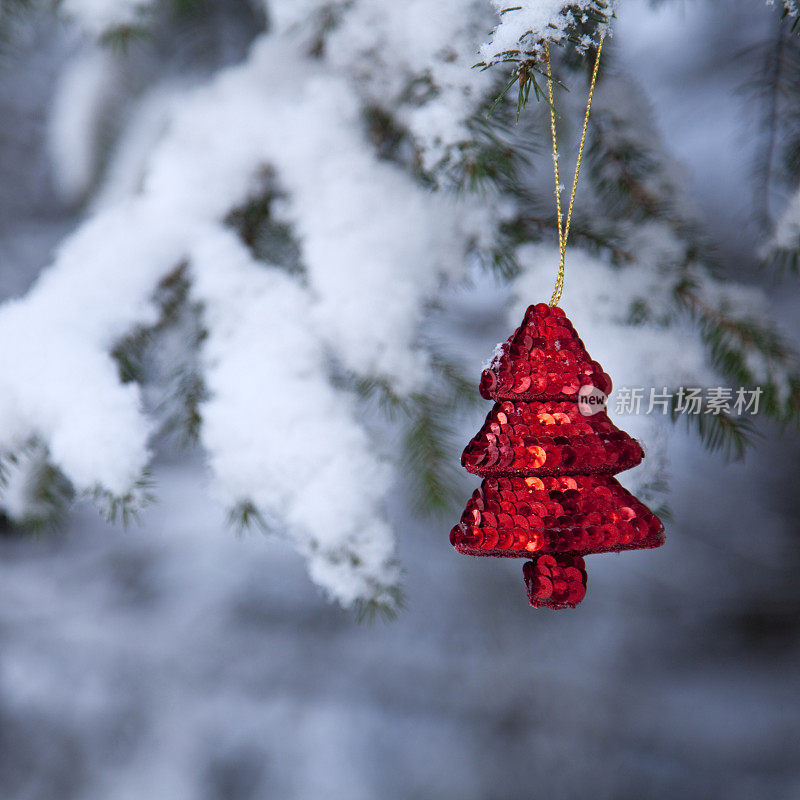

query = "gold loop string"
544;38;604;306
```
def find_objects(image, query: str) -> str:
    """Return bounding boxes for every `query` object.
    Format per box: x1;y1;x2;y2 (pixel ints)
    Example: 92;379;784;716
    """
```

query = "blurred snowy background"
1;0;800;798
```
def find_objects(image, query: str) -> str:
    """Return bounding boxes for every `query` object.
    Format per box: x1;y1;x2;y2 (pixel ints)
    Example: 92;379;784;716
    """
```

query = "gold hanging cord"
544;38;604;306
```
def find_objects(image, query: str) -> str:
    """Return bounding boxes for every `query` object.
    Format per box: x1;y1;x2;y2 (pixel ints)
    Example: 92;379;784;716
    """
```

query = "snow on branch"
0;202;187;497
190;228;399;607
0;33;490;607
774;0;799;19
479;0;614;67
302;0;498;175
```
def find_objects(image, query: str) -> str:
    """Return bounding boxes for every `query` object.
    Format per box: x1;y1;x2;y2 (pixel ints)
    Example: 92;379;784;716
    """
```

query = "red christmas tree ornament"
450;303;665;609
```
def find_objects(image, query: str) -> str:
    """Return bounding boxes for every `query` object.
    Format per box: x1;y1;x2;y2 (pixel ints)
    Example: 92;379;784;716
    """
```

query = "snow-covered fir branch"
1;0;799;609
0;12;498;609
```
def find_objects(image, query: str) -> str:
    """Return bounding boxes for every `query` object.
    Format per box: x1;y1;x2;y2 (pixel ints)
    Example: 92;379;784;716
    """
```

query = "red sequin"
451;304;665;609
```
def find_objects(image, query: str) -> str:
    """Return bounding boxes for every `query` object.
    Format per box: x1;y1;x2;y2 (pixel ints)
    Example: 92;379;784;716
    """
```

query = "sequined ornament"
450;303;665;609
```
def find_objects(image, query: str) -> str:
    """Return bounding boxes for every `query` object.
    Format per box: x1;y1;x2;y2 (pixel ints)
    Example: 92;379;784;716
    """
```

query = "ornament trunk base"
524;555;587;609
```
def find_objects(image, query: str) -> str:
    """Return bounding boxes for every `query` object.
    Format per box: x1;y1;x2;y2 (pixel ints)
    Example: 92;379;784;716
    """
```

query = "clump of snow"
0;200;193;495
323;0;496;173
481;341;505;371
190;228;398;606
93;83;186;208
